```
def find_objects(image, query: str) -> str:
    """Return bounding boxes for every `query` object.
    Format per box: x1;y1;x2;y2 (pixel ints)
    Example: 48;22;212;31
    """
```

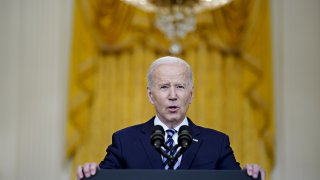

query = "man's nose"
168;87;177;100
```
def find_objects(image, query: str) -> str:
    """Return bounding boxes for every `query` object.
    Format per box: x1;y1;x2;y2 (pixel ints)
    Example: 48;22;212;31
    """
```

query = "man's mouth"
168;106;179;112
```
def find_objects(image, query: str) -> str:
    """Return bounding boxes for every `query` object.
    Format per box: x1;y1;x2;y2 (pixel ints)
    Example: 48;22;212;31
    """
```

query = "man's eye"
177;85;184;89
160;86;168;89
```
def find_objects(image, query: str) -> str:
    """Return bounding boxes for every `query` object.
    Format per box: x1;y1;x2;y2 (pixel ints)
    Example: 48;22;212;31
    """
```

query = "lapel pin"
192;138;198;142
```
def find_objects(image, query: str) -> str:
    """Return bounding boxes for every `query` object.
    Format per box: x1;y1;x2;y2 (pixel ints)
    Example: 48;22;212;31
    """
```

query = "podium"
85;169;260;180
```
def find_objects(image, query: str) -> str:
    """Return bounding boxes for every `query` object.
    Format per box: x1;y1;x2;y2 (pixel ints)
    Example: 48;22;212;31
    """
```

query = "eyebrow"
158;82;186;86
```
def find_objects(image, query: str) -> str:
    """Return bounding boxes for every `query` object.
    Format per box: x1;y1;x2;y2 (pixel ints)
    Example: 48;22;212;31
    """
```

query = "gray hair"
147;56;193;88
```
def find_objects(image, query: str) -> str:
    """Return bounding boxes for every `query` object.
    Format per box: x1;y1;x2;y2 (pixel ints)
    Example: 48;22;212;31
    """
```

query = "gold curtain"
66;0;274;178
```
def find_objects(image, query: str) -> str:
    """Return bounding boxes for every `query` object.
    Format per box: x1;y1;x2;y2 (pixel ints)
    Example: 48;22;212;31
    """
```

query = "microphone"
168;125;192;168
178;125;192;148
150;125;165;149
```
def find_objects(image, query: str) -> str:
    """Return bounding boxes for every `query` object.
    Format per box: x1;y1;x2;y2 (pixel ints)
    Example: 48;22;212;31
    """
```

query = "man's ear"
147;87;154;104
189;86;194;104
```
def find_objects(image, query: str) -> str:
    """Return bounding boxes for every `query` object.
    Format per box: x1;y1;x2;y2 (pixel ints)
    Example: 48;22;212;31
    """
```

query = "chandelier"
122;0;232;54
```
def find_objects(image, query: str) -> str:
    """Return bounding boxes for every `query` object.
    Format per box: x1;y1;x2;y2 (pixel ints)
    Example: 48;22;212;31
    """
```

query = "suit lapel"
139;117;164;169
179;119;202;169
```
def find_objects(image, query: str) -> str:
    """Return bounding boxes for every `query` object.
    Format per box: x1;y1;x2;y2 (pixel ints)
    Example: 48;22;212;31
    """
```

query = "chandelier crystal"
123;0;232;54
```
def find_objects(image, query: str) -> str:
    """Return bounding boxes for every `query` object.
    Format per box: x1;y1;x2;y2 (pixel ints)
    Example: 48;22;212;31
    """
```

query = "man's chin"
163;116;183;124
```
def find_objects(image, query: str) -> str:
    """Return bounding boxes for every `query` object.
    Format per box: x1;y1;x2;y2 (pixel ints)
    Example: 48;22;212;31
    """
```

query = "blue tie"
163;129;177;170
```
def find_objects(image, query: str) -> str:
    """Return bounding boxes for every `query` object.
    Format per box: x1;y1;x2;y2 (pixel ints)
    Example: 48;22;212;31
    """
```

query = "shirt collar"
154;116;189;132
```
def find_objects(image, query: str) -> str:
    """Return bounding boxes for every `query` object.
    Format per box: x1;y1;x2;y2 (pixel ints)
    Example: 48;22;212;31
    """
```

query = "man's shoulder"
112;119;153;136
194;124;229;139
116;123;145;133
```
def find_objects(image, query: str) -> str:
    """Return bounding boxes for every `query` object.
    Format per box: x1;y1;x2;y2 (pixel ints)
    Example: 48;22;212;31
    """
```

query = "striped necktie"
163;129;177;170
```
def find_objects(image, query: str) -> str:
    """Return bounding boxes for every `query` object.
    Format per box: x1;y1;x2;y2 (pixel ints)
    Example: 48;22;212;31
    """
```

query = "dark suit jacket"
99;117;241;170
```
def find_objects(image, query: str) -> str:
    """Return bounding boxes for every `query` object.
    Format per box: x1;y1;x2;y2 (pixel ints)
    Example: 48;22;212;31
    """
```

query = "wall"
0;0;73;179
0;0;319;179
271;0;320;179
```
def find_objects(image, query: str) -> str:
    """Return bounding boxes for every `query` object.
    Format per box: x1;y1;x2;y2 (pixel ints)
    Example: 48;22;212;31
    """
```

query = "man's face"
147;63;193;128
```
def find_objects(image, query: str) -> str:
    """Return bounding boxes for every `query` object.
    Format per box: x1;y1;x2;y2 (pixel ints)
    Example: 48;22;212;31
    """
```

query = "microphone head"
150;125;165;149
178;125;193;148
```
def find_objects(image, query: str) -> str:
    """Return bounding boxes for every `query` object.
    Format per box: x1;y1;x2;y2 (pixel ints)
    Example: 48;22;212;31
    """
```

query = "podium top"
85;169;260;180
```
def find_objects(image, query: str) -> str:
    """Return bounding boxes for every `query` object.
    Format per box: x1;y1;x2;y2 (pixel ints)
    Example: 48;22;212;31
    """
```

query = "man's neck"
154;116;188;130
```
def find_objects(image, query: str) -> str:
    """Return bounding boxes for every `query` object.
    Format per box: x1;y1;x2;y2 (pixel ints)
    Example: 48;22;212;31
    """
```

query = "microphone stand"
155;144;181;170
155;144;188;170
170;146;188;169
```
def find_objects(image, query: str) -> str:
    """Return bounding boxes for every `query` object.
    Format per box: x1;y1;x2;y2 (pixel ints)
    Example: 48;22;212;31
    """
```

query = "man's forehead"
156;80;187;84
153;63;188;74
153;74;189;85
153;69;188;80
149;62;192;86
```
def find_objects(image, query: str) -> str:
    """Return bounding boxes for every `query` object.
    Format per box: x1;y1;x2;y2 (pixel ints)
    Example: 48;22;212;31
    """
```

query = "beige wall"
0;0;73;179
271;0;320;179
0;0;319;179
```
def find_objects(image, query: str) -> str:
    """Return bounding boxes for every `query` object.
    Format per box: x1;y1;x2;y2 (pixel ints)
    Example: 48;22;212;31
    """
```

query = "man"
76;56;265;180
